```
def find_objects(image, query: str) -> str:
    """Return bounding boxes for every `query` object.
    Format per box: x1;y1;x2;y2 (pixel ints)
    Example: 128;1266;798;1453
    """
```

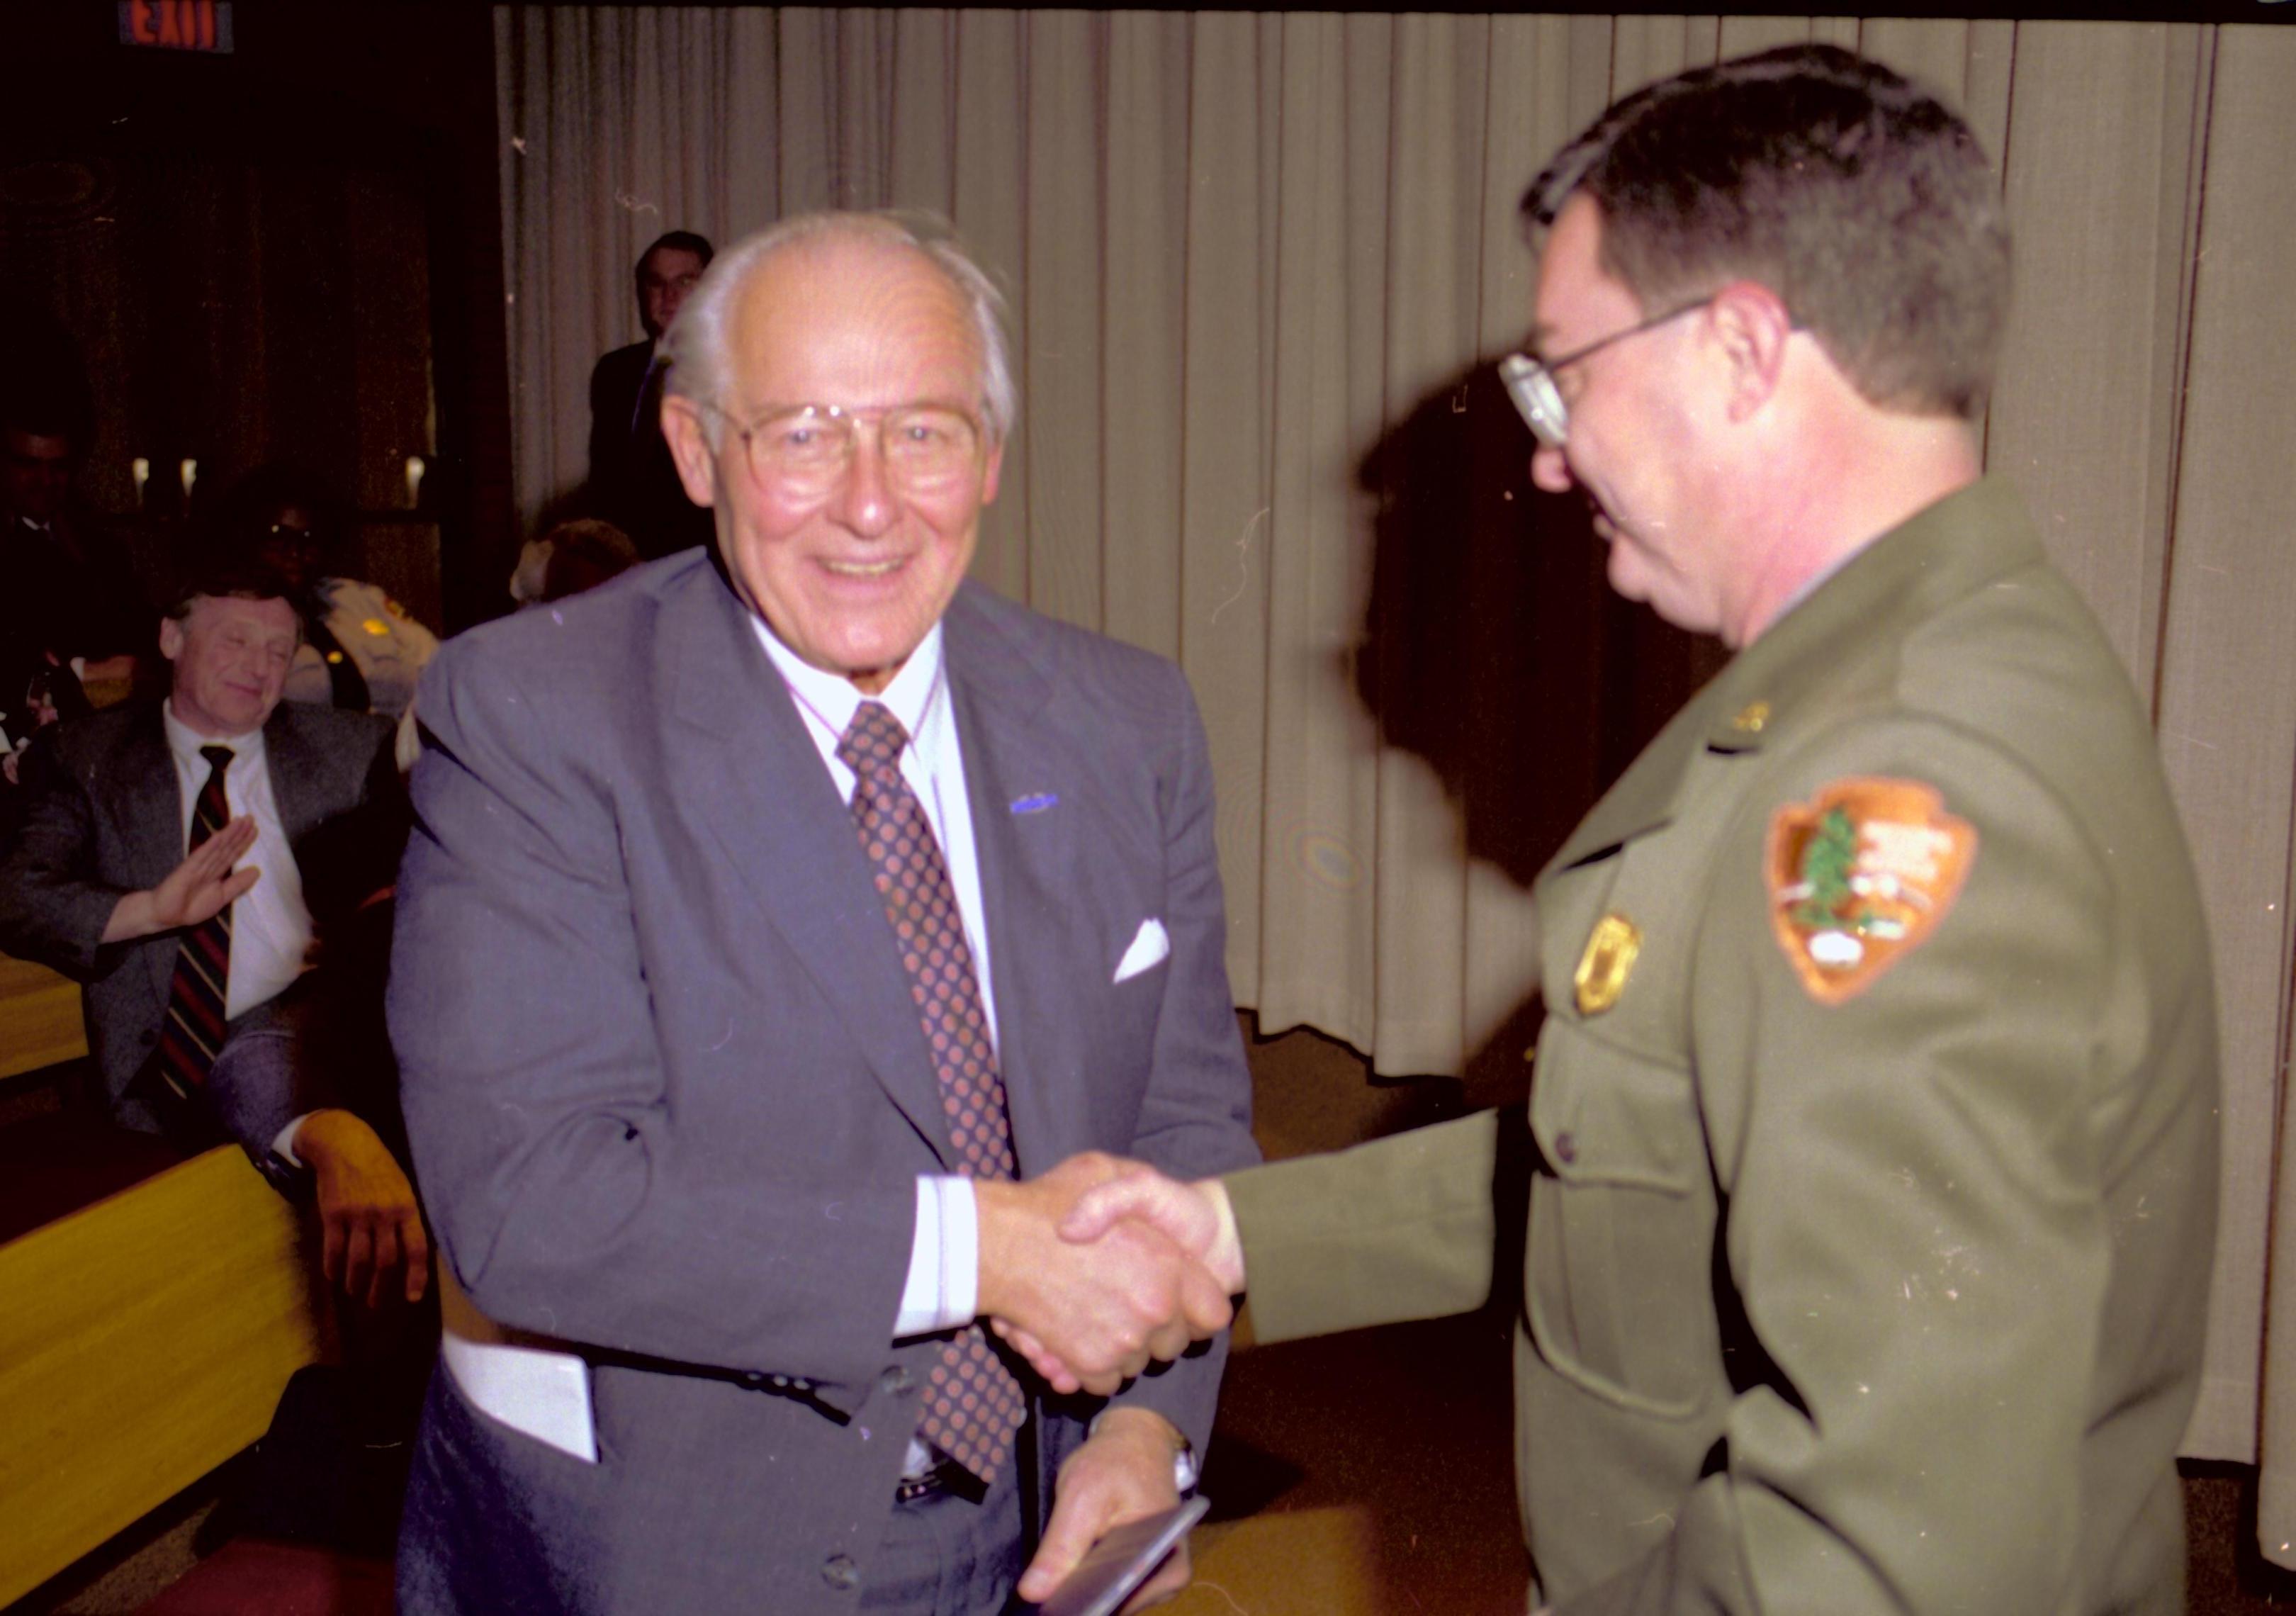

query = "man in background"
1;384;152;765
1053;44;2220;1616
393;211;1254;1616
0;560;426;1310
588;228;716;558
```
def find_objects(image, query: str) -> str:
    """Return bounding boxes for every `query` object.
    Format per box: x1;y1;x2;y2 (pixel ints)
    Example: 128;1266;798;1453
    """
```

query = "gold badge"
1766;778;1976;1004
1732;700;1770;733
1573;913;1641;1016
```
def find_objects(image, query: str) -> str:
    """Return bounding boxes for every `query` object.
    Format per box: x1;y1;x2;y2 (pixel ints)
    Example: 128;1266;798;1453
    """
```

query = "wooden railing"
0;1130;326;1605
0;953;87;1082
0;952;327;1605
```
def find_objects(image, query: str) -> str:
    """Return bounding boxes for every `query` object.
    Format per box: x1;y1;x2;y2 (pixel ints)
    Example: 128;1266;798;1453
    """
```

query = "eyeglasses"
1500;299;1710;449
701;400;986;500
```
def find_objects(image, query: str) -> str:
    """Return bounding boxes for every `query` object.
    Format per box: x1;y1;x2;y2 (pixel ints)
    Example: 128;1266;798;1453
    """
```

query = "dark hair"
209;462;341;551
538;518;641;602
636;230;716;284
165;556;300;635
1522;44;2010;422
211;461;335;537
0;340;95;450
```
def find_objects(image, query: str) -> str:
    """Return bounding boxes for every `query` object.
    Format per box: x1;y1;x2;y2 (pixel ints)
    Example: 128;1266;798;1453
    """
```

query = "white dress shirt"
750;615;988;1342
161;700;313;1019
162;702;317;1162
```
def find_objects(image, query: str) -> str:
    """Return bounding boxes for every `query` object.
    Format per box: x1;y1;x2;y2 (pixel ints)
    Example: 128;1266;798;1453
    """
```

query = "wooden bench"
0;1116;325;1605
0;952;88;1082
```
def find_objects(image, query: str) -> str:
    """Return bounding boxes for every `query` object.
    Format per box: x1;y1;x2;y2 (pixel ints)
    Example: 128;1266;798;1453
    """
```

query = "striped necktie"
154;744;237;1104
837;700;1028;1487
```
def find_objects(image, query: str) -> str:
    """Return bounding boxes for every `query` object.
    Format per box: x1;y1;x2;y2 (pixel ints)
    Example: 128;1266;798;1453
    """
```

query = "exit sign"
118;1;234;53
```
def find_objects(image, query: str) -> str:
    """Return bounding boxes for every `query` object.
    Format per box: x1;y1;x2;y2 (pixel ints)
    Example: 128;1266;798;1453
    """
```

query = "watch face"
1174;1442;1200;1495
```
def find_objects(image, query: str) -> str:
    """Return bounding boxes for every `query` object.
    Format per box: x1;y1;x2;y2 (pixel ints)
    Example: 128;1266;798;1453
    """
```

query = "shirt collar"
751;615;947;750
162;697;269;770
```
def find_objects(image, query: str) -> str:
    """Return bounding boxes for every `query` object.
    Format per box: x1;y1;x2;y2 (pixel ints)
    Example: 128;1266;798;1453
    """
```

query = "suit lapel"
665;569;955;1160
941;590;1081;1177
1541;672;1728;880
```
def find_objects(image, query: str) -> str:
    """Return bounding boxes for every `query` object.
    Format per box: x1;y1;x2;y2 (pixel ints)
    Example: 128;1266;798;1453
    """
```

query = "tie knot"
199;745;235;773
836;702;910;780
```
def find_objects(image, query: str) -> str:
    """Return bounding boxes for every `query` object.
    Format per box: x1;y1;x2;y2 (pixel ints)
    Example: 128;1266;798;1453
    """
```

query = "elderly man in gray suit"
389;211;1256;1616
0;561;425;1306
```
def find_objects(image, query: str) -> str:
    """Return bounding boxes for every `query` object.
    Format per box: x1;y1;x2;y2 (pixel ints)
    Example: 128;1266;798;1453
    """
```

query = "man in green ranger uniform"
1030;43;2221;1616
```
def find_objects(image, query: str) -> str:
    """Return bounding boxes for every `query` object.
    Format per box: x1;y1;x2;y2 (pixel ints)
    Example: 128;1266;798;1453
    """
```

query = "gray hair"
662;211;1018;447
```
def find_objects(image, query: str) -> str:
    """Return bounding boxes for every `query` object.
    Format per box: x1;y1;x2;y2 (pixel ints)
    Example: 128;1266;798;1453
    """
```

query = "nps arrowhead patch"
1765;778;1976;1005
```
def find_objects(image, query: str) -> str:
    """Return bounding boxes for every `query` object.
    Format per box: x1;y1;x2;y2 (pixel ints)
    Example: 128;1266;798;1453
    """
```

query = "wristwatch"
1088;1411;1200;1496
1171;1435;1200;1497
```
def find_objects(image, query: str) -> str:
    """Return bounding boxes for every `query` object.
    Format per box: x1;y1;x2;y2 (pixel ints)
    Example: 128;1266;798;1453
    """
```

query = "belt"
894;1457;987;1505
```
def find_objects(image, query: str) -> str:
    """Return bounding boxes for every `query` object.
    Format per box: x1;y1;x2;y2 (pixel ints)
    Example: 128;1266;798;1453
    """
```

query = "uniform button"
1553;1131;1577;1165
881;1367;914;1396
742;1371;765;1386
821;1554;860;1591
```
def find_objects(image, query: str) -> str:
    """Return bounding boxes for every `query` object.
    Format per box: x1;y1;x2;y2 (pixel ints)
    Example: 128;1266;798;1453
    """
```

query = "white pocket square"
1113;918;1171;984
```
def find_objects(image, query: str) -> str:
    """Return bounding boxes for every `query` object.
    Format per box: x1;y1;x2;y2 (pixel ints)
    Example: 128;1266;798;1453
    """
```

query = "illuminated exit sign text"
118;1;235;54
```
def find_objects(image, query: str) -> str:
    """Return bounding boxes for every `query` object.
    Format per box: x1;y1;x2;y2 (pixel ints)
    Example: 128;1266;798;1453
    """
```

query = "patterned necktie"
837;701;1028;1487
155;745;237;1105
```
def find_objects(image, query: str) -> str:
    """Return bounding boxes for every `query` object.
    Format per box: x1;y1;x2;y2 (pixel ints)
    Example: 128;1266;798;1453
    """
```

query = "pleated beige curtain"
494;6;2296;1550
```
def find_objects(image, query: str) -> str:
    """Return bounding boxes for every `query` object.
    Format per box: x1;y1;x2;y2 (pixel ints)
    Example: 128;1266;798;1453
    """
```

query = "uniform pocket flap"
1529;1021;1699;1195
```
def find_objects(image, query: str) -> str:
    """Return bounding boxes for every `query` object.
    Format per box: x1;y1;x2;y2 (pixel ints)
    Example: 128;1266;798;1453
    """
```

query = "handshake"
975;1152;1247;1396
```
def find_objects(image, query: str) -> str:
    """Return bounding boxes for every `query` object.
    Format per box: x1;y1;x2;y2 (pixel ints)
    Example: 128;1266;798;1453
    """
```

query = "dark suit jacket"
388;554;1259;1614
0;699;403;1153
587;340;713;560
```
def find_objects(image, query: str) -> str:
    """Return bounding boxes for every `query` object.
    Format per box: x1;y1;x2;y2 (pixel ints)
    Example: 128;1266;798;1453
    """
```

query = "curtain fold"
493;4;2296;1520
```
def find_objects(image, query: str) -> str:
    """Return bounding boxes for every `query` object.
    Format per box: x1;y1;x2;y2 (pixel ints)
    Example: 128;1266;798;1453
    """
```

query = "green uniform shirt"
1227;477;2219;1615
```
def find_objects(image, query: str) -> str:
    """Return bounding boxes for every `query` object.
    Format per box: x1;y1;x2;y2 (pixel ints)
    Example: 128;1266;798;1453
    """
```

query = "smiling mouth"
819;557;905;578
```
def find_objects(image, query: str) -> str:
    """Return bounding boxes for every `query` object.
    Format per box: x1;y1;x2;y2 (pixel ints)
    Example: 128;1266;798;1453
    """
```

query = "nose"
827;432;898;539
1530;443;1573;494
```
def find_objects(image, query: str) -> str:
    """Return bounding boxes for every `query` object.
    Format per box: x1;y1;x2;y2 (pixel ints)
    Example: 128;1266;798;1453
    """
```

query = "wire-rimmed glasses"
701;400;987;500
1500;299;1711;449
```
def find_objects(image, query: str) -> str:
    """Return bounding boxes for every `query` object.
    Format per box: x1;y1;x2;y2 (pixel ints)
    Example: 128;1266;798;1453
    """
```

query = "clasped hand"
977;1152;1242;1396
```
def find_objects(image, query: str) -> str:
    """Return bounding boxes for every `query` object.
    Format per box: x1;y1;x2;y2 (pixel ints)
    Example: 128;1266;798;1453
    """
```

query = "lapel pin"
1010;792;1059;815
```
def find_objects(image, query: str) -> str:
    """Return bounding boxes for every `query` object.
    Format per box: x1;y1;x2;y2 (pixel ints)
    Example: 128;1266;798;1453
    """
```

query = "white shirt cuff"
271;1112;312;1165
894;1175;978;1339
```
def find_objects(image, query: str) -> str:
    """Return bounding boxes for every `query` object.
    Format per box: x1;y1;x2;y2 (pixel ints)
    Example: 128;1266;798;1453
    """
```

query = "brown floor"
11;1019;2296;1613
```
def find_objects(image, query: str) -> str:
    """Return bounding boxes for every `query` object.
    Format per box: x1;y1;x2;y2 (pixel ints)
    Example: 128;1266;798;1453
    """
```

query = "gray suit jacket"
389;554;1258;1615
0;698;401;1154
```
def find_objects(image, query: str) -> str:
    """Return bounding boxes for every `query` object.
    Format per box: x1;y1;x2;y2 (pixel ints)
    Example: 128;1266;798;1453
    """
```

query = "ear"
658;395;722;508
157;615;186;665
979;439;1006;508
1706;280;1797;424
